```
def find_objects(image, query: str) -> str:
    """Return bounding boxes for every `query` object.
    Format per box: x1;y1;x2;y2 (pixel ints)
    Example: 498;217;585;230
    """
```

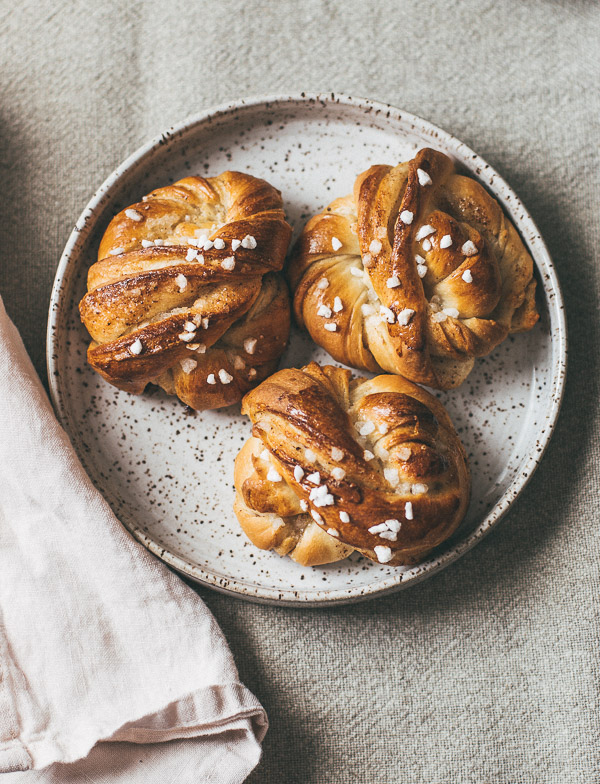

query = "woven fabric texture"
1;1;598;781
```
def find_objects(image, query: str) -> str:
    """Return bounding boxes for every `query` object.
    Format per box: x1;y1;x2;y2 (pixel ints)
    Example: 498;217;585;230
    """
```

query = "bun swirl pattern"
79;172;292;410
234;363;470;566
289;148;538;389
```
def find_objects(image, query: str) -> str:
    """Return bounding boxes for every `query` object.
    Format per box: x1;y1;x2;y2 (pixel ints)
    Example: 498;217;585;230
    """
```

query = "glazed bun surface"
289;148;538;389
80;171;292;410
234;362;470;566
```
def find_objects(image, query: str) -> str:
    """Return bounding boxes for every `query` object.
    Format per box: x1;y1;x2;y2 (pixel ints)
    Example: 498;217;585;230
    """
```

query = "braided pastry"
79;172;292;410
289;148;538;389
234;362;469;566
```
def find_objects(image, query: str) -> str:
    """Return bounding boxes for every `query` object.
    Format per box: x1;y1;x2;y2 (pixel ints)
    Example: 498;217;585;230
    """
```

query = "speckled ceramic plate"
47;93;566;606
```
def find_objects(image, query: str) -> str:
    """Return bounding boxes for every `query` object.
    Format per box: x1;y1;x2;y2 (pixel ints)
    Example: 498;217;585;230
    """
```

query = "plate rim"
46;91;568;606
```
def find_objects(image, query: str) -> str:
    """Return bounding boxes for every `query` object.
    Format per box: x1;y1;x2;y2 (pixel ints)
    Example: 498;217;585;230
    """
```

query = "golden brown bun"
233;362;470;566
234;445;353;566
289;148;538;389
79;172;292;410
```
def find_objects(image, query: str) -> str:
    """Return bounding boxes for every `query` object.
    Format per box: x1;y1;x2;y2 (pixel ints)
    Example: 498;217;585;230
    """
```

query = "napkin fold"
0;296;267;783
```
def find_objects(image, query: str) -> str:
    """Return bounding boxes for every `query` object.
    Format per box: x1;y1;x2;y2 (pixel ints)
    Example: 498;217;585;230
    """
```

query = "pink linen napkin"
0;295;267;783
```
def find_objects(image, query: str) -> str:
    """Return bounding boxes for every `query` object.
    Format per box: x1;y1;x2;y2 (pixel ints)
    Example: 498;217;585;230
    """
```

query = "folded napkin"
0;295;267;783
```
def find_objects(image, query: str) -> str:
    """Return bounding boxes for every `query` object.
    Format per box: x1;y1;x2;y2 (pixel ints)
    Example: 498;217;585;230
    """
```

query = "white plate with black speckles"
47;93;567;606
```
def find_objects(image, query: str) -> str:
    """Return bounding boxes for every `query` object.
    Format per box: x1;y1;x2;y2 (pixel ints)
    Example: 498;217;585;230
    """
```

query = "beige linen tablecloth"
1;1;598;781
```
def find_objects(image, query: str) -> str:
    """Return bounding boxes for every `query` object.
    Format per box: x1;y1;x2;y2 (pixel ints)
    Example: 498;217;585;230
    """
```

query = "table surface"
1;1;599;782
